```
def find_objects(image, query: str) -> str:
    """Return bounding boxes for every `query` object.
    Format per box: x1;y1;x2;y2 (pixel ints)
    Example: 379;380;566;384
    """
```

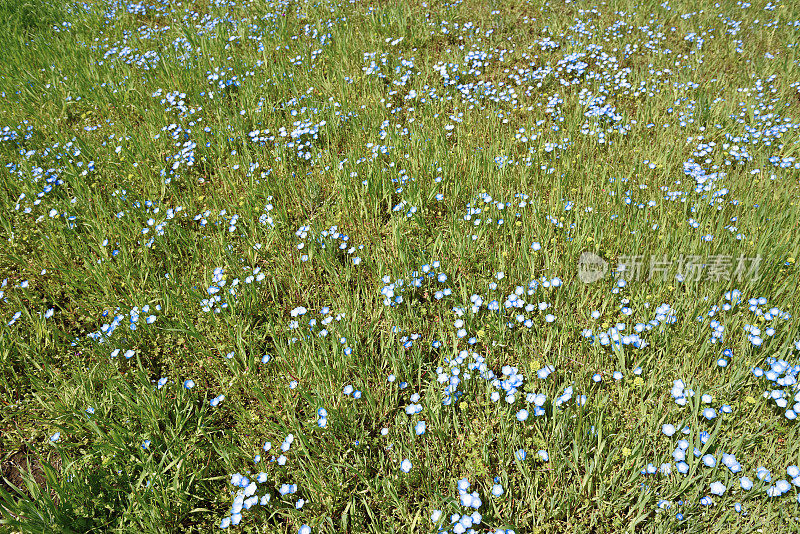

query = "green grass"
1;0;800;532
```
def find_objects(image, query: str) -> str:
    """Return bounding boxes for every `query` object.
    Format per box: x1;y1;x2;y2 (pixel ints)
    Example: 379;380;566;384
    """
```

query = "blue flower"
722;453;742;473
775;479;791;495
400;459;412;473
183;379;195;389
415;421;427;435
756;466;772;482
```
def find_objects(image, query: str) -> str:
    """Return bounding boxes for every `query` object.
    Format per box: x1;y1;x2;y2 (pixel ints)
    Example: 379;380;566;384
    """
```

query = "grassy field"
1;0;800;531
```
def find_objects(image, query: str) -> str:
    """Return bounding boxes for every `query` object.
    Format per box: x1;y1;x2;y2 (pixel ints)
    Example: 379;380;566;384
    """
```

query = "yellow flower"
622;447;632;457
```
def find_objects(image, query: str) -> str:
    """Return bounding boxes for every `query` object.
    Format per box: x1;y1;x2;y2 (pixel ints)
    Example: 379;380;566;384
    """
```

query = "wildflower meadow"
1;0;800;531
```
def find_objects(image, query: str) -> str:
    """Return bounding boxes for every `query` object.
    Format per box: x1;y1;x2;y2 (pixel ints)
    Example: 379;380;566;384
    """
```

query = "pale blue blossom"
709;481;726;496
